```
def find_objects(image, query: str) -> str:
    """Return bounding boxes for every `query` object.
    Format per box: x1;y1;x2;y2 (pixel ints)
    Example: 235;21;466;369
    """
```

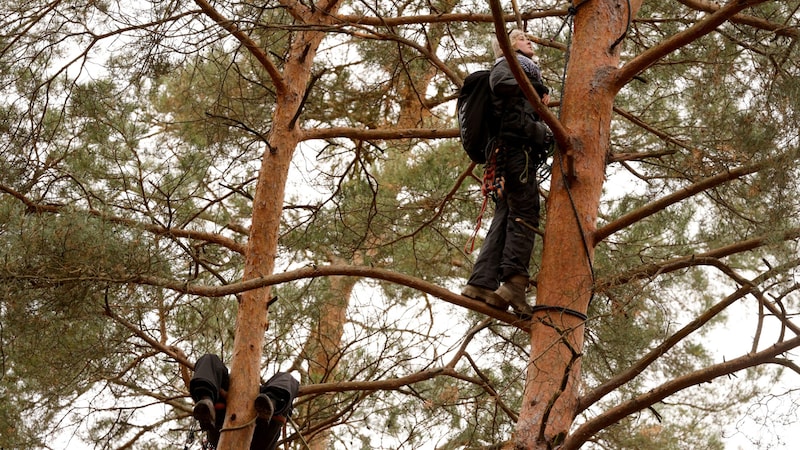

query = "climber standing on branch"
462;28;552;317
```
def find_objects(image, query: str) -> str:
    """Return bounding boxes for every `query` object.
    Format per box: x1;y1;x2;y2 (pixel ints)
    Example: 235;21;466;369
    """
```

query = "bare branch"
596;232;800;292
677;0;799;38
0;183;246;254
582;257;800;414
594;161;766;244
612;106;694;153
346;10;567;26
299;366;458;396
614;0;770;91
564;334;800;449
382;162;478;247
193;0;286;94
301;126;459;142
102;298;194;371
134;264;531;329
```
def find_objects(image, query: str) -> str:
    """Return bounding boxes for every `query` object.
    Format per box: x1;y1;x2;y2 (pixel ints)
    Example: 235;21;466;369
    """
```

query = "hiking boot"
495;275;533;317
462;284;510;310
193;397;216;431
254;393;274;422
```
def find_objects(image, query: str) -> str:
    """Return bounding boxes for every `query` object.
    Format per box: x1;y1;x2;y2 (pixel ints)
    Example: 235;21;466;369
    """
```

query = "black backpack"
457;70;497;164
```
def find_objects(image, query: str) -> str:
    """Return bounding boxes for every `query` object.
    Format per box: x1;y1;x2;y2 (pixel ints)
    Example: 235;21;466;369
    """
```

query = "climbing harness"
183;421;216;450
482;146;506;201
183;421;196;450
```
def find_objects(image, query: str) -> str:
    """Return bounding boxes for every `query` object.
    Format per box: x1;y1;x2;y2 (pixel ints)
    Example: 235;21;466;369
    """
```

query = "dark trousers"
468;145;540;290
190;354;300;450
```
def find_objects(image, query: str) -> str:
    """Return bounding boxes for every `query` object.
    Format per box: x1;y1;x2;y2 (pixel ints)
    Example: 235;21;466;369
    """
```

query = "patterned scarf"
495;52;542;82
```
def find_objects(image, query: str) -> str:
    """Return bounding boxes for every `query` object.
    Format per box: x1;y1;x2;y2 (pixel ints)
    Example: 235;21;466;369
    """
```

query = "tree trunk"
303;260;357;450
511;1;643;448
216;23;332;449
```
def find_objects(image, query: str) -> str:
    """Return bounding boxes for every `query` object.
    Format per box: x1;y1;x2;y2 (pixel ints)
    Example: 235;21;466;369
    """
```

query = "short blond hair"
492;28;527;59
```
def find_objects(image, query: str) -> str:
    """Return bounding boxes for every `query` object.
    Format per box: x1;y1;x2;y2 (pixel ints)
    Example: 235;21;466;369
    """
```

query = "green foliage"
0;208;149;446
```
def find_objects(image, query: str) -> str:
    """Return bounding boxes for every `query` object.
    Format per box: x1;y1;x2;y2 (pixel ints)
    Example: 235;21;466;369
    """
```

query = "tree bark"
216;6;339;447
510;1;643;448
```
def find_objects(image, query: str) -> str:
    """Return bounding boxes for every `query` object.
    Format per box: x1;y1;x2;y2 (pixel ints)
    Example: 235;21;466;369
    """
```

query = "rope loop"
531;304;589;321
219;414;258;432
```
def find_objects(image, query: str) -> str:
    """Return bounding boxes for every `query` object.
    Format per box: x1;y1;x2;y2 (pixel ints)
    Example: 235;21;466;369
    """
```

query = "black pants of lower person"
190;354;300;450
467;144;540;290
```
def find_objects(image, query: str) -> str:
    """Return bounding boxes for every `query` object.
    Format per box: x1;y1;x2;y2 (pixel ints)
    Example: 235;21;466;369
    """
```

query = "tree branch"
580;256;800;413
0;183;246;254
382;161;478;247
193;0;286;95
595;230;800;292
594;161;765;244
103;298;195;371
563;334;800;449
299;366;457;396
301;126;459;142
612;106;694;153
135;264;530;329
613;0;770;91
677;0;799;38
332;10;567;27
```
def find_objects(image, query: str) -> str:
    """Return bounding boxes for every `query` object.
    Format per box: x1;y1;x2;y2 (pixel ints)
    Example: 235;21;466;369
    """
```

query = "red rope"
464;193;490;254
465;151;500;254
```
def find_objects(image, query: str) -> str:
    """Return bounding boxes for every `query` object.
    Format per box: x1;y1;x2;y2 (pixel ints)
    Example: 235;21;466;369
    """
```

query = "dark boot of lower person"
254;393;274;421
495;275;532;317
192;397;220;447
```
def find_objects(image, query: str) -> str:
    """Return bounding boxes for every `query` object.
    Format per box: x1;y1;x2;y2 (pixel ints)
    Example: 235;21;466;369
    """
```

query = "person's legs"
250;417;285;450
190;353;230;403
466;198;507;290
494;146;540;315
190;354;230;446
251;372;300;450
463;198;510;309
499;148;539;280
258;372;299;416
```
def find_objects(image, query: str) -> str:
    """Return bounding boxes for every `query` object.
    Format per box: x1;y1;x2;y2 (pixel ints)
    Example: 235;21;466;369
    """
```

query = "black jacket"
489;54;549;146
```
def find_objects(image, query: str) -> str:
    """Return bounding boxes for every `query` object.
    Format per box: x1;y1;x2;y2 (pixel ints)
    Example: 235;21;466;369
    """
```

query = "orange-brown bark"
215;4;342;447
509;0;643;448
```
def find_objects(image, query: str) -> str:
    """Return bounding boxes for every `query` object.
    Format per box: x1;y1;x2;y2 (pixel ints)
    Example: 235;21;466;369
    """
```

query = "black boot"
193;397;215;430
254;393;274;421
193;397;220;447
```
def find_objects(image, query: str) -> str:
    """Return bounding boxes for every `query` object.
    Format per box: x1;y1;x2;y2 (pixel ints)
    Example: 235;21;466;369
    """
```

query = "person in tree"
461;28;551;318
190;353;300;449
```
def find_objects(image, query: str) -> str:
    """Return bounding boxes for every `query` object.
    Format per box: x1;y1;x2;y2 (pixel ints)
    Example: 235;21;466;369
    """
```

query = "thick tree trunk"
216;26;331;449
510;1;642;448
216;108;296;450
